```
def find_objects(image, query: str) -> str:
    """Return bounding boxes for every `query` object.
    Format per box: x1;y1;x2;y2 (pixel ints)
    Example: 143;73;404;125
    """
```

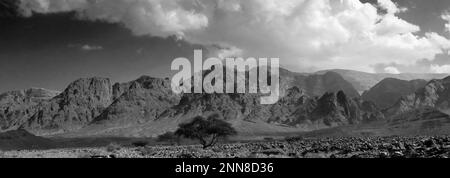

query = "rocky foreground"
1;136;450;158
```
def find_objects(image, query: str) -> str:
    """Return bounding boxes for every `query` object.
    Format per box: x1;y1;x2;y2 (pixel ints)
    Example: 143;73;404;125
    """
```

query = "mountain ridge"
315;69;447;93
1;68;449;138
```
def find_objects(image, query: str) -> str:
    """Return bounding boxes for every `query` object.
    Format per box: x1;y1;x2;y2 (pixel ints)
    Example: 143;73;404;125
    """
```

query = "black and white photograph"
1;0;450;173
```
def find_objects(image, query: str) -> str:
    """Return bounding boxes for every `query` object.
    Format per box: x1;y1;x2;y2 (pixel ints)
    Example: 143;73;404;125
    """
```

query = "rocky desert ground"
2;136;450;158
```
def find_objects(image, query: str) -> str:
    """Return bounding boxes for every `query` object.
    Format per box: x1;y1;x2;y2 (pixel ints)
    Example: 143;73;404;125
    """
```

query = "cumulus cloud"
81;44;103;51
442;12;450;33
378;0;406;14
383;66;400;74
431;64;450;73
68;44;103;51
17;0;450;73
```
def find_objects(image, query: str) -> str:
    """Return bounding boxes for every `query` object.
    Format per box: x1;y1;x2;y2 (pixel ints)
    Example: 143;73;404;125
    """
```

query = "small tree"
175;114;237;149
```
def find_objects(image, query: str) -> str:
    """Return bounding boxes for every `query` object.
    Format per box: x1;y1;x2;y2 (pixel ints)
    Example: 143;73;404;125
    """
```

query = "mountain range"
1;68;449;138
316;69;447;93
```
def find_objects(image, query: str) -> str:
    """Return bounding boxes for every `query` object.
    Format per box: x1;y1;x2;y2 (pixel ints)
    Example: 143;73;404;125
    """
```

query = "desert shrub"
175;114;237;149
106;142;121;152
132;140;149;147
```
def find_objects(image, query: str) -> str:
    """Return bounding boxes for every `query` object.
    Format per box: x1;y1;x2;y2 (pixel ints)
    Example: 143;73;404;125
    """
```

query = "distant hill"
280;69;360;98
385;76;450;117
362;78;427;109
315;69;447;93
0;129;56;150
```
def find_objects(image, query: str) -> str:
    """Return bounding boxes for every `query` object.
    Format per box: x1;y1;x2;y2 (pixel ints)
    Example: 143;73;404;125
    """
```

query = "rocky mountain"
92;76;180;126
0;68;384;137
362;78;427;109
21;78;113;135
385;76;450;117
65;69;362;137
0;88;59;131
156;87;382;136
281;69;360;98
316;69;447;93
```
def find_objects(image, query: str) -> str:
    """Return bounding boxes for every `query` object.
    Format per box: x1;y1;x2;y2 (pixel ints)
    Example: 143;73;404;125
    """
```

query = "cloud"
17;0;450;73
18;0;209;37
68;44;103;51
442;12;450;33
383;66;400;74
431;64;450;73
378;0;406;14
81;44;103;51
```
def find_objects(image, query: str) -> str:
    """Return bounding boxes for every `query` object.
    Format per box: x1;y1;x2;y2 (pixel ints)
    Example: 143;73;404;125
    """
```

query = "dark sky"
0;12;205;93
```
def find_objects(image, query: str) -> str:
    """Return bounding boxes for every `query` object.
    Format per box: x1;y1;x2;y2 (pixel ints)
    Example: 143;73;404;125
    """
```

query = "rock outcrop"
22;78;113;135
0;88;59;131
91;76;180;126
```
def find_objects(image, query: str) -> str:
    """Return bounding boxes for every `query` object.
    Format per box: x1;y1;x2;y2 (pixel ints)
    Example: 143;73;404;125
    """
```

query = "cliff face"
0;88;59;131
22;78;113;135
91;76;180;126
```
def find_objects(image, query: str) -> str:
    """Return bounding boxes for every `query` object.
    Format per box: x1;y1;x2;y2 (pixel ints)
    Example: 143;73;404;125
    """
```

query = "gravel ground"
1;136;450;158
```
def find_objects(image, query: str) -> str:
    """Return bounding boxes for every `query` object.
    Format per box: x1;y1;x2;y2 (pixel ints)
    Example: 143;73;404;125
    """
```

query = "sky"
1;0;450;93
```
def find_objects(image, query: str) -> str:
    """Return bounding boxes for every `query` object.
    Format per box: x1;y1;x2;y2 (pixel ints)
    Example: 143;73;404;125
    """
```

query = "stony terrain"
1;136;449;158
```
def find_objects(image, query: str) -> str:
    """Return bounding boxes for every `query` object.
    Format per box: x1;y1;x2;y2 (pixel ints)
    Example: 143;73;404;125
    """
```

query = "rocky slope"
0;88;59;131
21;78;113;135
91;76;180;126
362;78;427;109
281;69;360;98
385;76;450;117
